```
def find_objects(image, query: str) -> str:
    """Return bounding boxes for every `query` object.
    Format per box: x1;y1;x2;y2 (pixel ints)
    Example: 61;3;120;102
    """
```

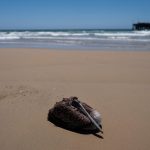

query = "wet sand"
0;48;150;150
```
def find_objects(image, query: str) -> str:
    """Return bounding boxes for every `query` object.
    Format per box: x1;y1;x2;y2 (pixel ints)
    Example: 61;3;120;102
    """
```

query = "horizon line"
0;28;132;31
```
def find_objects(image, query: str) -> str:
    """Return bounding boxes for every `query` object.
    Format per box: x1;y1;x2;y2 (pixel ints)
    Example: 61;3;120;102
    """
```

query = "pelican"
48;97;103;134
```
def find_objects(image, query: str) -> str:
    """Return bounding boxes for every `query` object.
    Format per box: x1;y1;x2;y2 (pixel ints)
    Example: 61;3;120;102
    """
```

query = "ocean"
0;29;150;51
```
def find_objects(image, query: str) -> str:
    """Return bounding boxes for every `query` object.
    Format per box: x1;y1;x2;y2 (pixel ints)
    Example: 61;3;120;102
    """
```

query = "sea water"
0;29;150;51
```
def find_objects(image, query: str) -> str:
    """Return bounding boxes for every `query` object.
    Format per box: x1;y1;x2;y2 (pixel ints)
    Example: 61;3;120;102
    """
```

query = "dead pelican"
48;97;103;134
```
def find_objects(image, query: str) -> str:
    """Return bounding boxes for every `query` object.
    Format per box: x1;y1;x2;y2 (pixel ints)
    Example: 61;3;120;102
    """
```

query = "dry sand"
0;48;150;150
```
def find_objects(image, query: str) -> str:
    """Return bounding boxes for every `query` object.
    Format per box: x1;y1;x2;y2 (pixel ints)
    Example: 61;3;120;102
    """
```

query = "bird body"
48;97;102;134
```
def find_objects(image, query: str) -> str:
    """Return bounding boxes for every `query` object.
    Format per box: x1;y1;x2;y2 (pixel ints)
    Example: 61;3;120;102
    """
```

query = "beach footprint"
0;85;39;101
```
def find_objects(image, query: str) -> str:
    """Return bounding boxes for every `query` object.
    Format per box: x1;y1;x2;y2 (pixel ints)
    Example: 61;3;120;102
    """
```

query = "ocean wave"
95;31;150;37
0;30;150;42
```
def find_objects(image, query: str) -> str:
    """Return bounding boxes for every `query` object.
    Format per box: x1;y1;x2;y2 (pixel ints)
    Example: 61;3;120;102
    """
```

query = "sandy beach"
0;48;150;150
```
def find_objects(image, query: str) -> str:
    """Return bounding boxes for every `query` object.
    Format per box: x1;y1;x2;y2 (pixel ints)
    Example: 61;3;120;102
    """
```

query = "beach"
0;48;150;150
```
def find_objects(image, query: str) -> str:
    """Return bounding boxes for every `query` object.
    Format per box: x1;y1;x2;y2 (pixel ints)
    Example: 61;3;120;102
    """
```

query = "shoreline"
0;44;150;52
1;47;150;52
0;48;150;150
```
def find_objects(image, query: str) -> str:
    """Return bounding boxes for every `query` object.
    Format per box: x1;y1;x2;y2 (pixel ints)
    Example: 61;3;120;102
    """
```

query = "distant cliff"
133;23;150;30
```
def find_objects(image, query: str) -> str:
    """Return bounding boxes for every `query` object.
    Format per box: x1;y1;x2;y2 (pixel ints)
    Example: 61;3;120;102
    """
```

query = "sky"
0;0;150;29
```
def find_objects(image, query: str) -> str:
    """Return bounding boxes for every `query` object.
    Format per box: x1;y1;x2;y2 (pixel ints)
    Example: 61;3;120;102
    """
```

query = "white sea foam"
0;30;149;39
95;31;150;37
0;30;150;50
0;37;20;40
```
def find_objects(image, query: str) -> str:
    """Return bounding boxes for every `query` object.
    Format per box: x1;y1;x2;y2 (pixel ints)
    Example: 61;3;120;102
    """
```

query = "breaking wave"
0;29;150;50
0;30;150;41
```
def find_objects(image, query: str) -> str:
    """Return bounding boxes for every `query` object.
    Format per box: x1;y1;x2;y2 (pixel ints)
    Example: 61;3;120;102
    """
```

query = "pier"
133;22;150;30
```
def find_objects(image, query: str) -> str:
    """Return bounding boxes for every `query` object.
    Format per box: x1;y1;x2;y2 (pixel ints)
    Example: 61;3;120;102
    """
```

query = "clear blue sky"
0;0;150;29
